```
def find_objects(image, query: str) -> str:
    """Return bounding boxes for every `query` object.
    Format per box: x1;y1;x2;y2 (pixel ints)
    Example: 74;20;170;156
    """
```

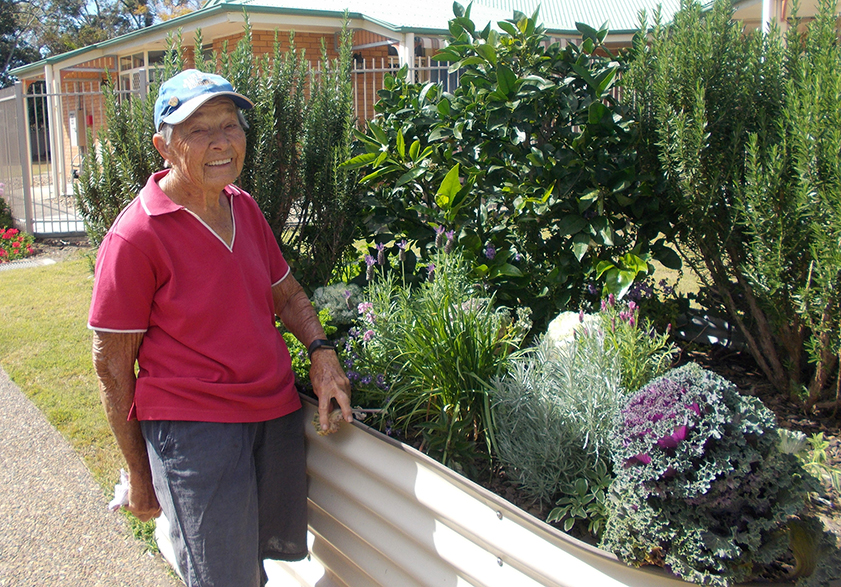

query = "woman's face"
158;97;246;192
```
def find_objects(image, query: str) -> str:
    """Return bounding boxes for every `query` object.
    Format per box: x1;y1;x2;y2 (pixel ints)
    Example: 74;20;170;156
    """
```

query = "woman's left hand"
309;350;353;432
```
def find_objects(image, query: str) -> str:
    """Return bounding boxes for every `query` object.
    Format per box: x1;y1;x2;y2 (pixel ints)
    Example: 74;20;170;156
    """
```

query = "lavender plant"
601;363;820;586
490;324;623;513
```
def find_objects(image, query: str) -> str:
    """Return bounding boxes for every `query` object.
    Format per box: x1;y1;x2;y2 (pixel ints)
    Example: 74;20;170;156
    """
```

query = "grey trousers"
141;408;308;587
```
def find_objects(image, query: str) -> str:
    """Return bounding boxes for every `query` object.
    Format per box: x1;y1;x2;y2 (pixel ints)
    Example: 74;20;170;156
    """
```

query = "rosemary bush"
601;363;819;586
74;17;362;293
349;247;531;477
625;0;841;406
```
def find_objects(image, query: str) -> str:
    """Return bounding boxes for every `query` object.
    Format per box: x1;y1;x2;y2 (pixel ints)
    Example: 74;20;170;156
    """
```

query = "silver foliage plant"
490;327;624;508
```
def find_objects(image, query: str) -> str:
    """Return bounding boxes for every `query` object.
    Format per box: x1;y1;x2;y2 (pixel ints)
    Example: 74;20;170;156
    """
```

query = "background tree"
1;0;198;85
0;0;40;88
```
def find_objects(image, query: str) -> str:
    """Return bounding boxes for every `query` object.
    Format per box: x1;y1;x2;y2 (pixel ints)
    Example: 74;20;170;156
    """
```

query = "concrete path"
0;366;180;587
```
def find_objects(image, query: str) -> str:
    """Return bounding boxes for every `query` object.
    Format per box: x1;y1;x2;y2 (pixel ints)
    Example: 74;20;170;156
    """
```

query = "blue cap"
154;69;254;131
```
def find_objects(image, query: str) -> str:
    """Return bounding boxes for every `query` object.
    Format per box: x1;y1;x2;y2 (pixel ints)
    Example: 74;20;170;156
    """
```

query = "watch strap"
307;338;337;358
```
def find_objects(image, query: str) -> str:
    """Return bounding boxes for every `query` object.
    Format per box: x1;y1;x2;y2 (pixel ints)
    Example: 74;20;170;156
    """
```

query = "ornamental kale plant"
601;363;820;586
348;246;531;477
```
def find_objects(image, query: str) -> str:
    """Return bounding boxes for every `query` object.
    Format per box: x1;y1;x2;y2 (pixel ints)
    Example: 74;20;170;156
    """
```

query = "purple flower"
397;239;407;262
445;230;455;254
435;225;446;248
365;254;375;281
376;242;385;266
343;289;352;308
587;282;598;296
608;293;615;307
363;329;374;342
484;244;496;260
427;263;436;281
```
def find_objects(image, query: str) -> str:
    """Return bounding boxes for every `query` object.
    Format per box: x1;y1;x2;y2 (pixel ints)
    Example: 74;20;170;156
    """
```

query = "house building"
0;0;827;235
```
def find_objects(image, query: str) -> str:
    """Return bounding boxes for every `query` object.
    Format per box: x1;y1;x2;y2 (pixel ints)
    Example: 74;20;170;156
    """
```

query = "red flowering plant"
0;227;35;263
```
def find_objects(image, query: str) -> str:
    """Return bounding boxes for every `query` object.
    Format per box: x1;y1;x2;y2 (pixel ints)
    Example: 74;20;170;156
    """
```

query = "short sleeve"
241;191;289;286
88;233;157;332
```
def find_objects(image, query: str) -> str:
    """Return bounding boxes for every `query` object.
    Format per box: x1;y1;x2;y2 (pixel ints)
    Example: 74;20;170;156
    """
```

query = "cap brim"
159;91;254;130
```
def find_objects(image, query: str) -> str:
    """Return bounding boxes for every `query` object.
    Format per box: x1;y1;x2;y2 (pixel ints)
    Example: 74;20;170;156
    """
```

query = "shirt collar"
139;169;241;217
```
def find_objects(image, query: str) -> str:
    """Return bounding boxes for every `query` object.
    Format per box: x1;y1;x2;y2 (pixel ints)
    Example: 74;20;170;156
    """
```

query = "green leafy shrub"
0;192;13;228
348;246;531;477
601;363;819;586
344;5;678;332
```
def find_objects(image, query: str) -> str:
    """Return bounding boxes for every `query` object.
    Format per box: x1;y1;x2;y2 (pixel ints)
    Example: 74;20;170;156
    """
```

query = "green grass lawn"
0;255;123;491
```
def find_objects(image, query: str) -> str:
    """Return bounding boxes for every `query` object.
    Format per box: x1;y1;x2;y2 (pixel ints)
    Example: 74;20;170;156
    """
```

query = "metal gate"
1;58;455;238
0;82;89;236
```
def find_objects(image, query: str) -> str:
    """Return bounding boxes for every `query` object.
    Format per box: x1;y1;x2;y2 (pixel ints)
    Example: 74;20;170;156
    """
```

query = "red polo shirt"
88;170;301;422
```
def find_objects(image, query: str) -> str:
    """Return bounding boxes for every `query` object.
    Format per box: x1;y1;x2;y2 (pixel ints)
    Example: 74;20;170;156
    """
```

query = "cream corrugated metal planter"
156;397;790;587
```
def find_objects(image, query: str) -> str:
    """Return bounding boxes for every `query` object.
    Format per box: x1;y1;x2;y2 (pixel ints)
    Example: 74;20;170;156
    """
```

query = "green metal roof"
479;0;681;32
12;0;681;77
219;0;682;34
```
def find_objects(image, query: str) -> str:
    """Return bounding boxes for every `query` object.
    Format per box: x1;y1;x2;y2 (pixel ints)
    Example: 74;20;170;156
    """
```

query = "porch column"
45;63;69;202
399;32;416;83
761;0;773;33
14;81;34;234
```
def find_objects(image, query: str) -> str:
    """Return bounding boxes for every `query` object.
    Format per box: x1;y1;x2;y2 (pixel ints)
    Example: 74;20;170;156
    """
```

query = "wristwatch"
307;338;337;358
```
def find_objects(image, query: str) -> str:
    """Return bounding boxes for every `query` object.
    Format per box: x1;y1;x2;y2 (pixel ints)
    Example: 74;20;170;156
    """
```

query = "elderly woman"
88;69;352;587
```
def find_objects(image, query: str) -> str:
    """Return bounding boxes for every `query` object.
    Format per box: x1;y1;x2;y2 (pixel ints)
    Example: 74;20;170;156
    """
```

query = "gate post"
14;81;34;235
